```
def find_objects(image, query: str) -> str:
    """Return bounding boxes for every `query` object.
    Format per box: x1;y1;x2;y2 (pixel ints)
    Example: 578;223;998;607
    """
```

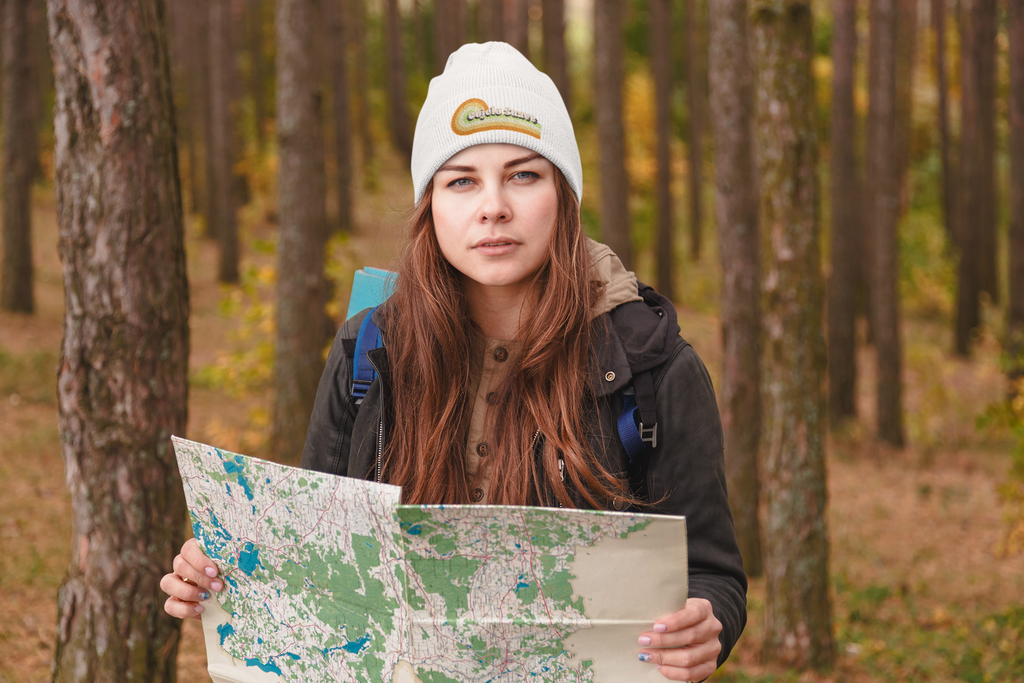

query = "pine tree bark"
503;0;528;55
353;0;375;169
327;0;353;233
828;0;859;423
47;0;190;679
651;0;674;301
273;0;330;461
385;0;413;160
973;0;997;304
1;0;36;313
932;0;953;243
685;0;704;262
210;0;239;283
868;0;905;446
541;0;570;112
248;0;269;154
593;0;631;269
894;0;917;216
956;0;981;355
709;0;762;578
201;0;217;239
1010;0;1024;386
479;0;503;42
751;0;834;668
435;0;466;74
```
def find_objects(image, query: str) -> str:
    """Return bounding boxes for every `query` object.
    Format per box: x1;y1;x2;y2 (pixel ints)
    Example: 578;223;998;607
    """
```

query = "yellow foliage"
623;68;656;194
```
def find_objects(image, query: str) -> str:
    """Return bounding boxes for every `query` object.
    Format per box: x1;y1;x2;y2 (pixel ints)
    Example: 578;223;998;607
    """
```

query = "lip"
472;236;519;249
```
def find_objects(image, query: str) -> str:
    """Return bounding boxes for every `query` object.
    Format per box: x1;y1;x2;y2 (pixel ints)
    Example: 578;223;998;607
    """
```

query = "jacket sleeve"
649;341;747;668
299;313;364;476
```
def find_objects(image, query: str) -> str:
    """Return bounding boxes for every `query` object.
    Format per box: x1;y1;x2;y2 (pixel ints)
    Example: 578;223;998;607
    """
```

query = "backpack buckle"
639;422;658;449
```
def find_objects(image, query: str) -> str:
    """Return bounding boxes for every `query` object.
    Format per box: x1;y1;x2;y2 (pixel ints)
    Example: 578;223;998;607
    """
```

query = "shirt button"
486;391;497;405
605;371;616;382
476;442;489;457
472;488;484;502
493;347;508;362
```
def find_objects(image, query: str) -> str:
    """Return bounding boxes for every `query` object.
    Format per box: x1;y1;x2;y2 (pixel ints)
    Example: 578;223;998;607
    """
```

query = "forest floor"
1;169;1022;682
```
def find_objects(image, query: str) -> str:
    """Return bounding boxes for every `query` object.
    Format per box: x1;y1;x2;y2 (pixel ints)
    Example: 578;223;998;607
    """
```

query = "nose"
477;184;511;224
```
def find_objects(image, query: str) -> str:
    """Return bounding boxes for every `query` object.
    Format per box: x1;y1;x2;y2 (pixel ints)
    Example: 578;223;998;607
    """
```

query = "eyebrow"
436;153;544;174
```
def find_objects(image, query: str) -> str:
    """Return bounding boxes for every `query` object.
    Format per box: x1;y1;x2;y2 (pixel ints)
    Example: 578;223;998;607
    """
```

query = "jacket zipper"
366;342;386;484
376;416;384;483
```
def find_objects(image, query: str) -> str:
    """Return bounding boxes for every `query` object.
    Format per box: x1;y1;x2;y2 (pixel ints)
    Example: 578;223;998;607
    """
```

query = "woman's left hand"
637;597;722;681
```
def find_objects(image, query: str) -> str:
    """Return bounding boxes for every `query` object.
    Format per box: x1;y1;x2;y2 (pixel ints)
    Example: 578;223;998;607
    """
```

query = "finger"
639;613;722;649
172;548;224;593
652;598;713;634
164;595;205;620
638;640;720;682
160;571;216;604
181;538;221;582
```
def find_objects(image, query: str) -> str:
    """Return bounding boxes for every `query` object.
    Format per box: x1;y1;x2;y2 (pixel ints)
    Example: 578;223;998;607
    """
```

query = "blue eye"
447;177;473;188
514;171;540;181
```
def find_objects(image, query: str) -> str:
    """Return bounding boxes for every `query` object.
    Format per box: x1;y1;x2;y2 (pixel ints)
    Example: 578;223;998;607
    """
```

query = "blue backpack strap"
352;307;383;405
616;373;659;465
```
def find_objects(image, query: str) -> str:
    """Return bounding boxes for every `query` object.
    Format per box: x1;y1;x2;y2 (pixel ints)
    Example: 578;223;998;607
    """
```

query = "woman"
162;42;746;681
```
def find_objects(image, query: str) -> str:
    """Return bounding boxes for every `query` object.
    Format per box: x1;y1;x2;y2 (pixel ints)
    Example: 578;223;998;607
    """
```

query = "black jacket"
301;284;747;668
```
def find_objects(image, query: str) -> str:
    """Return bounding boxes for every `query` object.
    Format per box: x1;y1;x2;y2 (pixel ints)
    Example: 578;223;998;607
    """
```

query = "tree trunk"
933;0;953;244
751;0;834;668
828;0;859;423
385;0;413;160
201;0;217;239
435;0;466;75
210;0;239;283
189;0;211;223
248;0;269;154
651;0;675;300
1010;0;1024;387
894;0;917;216
593;0;631;269
273;0;330;461
868;0;905;446
503;0;528;55
973;0;997;304
541;0;570;113
685;0;704;262
47;0;190;679
709;0;762;578
327;0;353;233
956;0;981;355
1;0;36;314
480;0;503;42
353;0;374;170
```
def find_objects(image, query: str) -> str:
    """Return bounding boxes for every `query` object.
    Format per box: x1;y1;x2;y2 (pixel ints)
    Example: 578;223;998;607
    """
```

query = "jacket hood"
591;282;682;398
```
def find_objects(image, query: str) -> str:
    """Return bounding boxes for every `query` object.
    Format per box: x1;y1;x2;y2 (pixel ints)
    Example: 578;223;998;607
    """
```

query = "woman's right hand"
160;538;223;619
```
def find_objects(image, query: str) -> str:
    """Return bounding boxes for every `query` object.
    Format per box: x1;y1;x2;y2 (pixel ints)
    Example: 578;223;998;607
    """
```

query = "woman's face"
431;143;558;300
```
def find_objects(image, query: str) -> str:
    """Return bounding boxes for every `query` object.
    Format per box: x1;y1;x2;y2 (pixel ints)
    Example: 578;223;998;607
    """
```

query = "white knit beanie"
411;42;583;206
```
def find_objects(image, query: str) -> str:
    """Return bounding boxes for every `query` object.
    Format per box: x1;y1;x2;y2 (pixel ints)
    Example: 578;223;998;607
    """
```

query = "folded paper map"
172;436;687;683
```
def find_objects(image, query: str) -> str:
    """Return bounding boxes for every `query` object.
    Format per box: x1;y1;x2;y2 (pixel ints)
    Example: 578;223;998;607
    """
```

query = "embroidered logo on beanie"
450;98;542;140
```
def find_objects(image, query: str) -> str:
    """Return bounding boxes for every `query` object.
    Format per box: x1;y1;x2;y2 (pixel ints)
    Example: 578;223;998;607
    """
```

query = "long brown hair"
380;169;634;508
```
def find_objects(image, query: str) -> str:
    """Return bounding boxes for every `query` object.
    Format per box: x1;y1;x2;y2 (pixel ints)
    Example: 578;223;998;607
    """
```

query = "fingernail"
198;591;210;601
653;623;668;633
638;653;654;663
205;566;218;577
194;604;205;614
211;580;224;591
638;636;652;646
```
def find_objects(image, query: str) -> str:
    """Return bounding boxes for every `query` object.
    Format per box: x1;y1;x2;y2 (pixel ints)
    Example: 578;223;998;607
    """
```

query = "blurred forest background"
1;0;1023;681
